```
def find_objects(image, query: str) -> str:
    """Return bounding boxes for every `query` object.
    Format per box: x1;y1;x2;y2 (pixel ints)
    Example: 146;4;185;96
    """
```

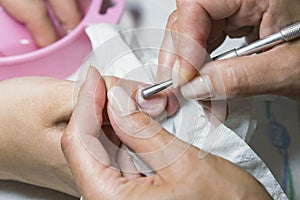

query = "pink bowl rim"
0;0;125;65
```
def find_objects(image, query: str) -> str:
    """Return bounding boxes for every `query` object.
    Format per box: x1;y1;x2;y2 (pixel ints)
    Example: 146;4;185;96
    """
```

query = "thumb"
181;45;298;99
107;86;190;174
61;67;122;198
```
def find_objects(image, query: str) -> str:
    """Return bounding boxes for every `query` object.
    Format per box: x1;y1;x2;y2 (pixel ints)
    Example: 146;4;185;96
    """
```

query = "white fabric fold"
85;23;288;199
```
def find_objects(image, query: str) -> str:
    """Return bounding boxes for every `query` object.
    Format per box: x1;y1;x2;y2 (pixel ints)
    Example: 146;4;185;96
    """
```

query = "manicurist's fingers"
164;0;285;88
103;76;176;117
61;67;122;197
107;85;191;176
172;0;211;87
157;10;178;83
180;41;300;100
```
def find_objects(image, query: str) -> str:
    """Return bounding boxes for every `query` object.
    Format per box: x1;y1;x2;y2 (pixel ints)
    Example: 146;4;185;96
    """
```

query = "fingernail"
137;87;167;117
108;86;158;139
180;76;214;100
172;60;180;88
107;86;138;116
81;67;99;94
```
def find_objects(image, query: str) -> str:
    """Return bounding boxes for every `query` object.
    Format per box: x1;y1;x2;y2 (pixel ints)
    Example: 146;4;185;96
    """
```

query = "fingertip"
74;67;106;136
157;11;178;83
59;11;82;34
199;61;229;99
86;66;101;82
137;87;167;118
174;33;207;86
107;87;165;150
80;67;102;99
180;75;212;100
20;3;59;47
200;54;275;99
164;88;180;117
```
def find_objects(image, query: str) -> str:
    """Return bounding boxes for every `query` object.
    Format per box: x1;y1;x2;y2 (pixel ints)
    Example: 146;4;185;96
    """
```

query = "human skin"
61;67;272;200
0;74;169;197
158;0;300;102
0;77;79;196
0;0;83;47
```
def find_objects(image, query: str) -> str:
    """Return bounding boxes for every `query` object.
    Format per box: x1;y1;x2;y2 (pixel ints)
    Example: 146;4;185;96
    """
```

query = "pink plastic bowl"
0;0;125;80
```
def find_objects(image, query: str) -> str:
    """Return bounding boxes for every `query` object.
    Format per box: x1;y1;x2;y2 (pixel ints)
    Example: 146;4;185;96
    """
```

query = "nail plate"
180;76;214;100
107;86;138;116
137;87;167;117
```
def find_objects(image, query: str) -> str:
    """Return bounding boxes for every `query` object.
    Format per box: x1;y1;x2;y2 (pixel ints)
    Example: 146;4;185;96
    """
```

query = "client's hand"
61;67;271;200
0;0;83;47
0;69;174;198
0;77;78;197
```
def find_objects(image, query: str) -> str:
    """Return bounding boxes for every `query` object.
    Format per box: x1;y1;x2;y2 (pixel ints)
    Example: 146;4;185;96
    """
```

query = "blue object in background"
266;101;295;199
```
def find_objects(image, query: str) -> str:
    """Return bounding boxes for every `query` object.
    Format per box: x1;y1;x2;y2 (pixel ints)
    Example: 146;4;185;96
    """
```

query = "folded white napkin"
85;23;287;199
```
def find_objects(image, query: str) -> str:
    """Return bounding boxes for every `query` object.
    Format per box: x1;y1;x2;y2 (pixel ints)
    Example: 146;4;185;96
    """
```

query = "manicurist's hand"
0;0;83;47
61;67;271;200
158;0;300;102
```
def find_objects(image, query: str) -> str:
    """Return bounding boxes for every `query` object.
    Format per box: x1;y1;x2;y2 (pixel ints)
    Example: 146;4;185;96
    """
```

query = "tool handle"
213;21;300;61
281;21;300;41
143;21;300;98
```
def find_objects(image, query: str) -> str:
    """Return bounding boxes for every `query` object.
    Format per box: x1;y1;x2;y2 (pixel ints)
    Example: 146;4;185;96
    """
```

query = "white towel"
85;23;288;199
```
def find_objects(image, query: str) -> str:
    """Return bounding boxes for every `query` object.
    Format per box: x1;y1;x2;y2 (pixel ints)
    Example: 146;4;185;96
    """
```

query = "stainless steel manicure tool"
142;21;300;99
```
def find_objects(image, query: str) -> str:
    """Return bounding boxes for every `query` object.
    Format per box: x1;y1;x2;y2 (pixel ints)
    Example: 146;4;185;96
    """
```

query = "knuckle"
220;60;250;97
